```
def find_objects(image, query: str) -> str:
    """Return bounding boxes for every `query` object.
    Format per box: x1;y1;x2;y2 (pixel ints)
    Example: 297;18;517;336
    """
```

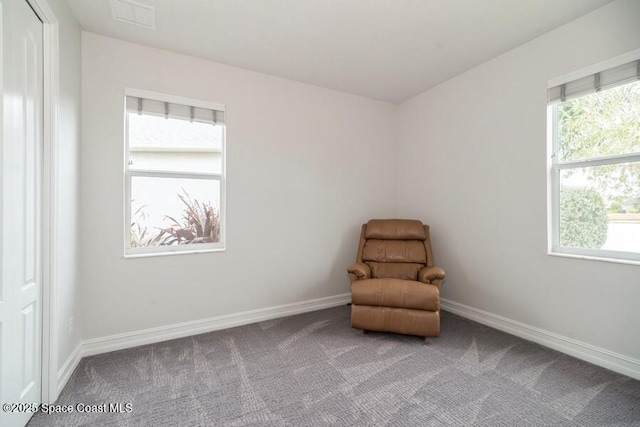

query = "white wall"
80;32;397;340
397;0;640;361
47;0;82;374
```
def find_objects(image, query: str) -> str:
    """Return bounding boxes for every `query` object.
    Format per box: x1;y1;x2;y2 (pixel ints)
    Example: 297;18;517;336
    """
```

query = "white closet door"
0;0;44;426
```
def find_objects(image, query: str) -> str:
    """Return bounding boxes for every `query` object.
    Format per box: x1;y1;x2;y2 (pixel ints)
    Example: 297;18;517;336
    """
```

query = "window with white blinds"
548;59;640;104
124;90;226;256
125;95;225;125
547;54;640;264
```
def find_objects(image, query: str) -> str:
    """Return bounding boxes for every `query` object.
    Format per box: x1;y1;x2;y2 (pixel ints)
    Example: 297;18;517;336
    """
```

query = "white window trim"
547;50;640;265
123;88;226;258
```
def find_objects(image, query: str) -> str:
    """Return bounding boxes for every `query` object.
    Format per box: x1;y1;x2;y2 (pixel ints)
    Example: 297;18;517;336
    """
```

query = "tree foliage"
559;186;608;249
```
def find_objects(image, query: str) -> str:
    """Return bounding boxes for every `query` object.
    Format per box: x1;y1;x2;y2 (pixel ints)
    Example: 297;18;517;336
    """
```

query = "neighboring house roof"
129;113;222;152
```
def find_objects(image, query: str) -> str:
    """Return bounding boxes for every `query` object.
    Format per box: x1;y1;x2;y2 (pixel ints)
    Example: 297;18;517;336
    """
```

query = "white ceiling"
67;0;614;103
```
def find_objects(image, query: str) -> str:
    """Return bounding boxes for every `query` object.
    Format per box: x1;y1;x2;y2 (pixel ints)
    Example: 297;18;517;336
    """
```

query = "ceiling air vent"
109;0;157;30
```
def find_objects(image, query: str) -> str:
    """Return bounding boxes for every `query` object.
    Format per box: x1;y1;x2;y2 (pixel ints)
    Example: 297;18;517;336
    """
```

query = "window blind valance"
126;95;224;125
548;59;640;104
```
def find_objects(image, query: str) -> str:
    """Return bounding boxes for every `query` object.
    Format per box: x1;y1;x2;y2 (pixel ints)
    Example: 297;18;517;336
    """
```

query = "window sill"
124;246;226;259
548;251;640;266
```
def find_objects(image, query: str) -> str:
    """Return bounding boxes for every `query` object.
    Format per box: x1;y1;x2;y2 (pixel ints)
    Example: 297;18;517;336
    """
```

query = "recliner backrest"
359;219;433;281
364;219;427;240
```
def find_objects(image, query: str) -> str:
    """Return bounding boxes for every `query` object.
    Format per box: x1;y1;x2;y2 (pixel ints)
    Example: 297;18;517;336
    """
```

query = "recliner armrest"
348;263;371;280
418;266;445;284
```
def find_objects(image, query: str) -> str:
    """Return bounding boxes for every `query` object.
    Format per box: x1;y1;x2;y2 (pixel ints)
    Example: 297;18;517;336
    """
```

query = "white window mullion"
124;169;133;254
124;109;133;254
548;104;560;252
550;164;561;252
557;153;640;169
128;169;223;181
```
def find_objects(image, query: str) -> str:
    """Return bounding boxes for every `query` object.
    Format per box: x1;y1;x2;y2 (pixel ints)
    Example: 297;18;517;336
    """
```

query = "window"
124;90;225;256
548;56;640;263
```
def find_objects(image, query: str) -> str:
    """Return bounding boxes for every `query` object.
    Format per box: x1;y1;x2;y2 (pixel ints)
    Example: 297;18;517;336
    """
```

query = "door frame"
24;0;59;404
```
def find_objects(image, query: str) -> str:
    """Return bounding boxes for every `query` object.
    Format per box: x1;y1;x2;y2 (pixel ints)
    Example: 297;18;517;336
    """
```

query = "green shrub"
609;203;622;213
559;186;608;249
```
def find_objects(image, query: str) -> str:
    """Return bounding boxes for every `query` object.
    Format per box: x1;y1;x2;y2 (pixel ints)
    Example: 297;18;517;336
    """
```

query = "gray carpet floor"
28;306;640;426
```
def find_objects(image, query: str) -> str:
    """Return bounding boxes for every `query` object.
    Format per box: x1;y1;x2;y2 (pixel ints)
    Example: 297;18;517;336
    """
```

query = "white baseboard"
57;342;82;395
81;293;351;358
441;298;640;380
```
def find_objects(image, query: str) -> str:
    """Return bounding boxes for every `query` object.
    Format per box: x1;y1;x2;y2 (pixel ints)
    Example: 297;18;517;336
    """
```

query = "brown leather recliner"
348;219;445;338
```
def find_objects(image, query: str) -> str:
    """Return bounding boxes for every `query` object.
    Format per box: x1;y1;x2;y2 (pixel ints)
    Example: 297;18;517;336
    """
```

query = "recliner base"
351;305;440;338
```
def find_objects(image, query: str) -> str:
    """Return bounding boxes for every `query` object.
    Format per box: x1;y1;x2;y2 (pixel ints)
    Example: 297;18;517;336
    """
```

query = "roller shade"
548;59;640;104
126;95;224;125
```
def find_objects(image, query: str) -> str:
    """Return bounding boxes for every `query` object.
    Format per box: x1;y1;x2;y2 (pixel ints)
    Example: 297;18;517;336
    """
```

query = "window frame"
547;50;640;265
123;88;226;258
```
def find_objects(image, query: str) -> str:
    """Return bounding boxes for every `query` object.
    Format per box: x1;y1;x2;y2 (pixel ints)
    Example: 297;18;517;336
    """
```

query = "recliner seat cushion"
351;278;439;311
368;262;423;280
